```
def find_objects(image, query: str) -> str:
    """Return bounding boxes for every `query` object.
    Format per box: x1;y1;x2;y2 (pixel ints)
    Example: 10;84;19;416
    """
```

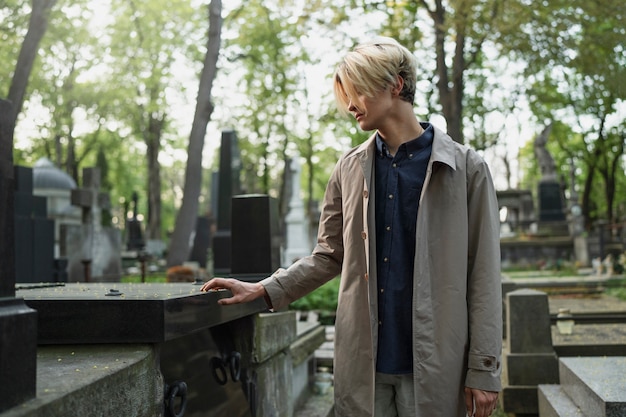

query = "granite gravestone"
534;124;567;225
14;165;55;283
189;214;214;269
231;194;281;279
212;130;242;275
0;98;37;412
125;191;145;251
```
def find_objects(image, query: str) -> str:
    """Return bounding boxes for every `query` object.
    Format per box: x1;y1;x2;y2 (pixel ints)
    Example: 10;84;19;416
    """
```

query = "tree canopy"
2;0;624;257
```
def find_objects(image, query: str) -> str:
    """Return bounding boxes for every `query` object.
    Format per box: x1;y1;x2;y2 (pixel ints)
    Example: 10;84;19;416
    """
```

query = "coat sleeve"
464;151;503;392
261;157;345;310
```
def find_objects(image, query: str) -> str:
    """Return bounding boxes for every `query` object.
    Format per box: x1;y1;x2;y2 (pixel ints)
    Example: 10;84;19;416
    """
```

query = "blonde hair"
333;37;417;116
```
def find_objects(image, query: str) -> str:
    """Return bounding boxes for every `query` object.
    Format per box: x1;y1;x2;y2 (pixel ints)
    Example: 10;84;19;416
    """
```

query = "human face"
347;87;395;132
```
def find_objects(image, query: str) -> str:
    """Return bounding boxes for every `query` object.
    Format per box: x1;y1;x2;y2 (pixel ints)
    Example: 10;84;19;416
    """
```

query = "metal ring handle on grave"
165;381;187;417
210;356;228;385
229;351;241;382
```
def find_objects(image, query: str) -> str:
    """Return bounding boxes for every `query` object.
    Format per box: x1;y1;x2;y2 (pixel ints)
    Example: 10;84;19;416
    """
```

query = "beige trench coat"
263;126;502;417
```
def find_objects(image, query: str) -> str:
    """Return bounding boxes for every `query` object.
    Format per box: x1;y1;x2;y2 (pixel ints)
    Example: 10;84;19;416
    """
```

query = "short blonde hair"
333;37;417;116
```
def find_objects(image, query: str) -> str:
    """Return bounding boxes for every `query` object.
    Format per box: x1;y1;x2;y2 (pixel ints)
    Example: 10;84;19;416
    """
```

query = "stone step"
314;326;335;371
537;384;585;417
558;357;626;417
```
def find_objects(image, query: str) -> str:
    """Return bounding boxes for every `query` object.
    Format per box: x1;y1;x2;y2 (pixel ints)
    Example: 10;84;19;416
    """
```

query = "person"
201;36;502;417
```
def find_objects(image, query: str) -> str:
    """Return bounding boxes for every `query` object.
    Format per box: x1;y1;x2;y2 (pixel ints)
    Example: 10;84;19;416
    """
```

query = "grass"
605;277;626;301
120;273;167;283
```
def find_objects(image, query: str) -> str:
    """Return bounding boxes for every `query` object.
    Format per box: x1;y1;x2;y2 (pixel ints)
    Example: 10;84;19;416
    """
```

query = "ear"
392;75;404;96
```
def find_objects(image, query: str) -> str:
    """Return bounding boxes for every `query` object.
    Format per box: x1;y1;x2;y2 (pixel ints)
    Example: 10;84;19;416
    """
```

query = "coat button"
483;358;493;367
363;190;369;198
361;231;367;239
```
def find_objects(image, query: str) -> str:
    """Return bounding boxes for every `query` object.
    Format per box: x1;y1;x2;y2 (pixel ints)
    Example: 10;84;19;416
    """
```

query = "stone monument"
231;194;282;279
125;191;145;251
66;167;122;282
282;156;311;266
534;124;568;235
0;98;37;412
14;165;55;283
502;289;559;415
212;130;242;275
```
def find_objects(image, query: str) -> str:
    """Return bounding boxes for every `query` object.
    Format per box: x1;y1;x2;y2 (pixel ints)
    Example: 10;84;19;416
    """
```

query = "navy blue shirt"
375;122;433;374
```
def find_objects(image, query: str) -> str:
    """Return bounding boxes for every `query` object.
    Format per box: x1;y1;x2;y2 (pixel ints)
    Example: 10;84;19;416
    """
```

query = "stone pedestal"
0;300;37;412
502;289;559;416
0;99;38;413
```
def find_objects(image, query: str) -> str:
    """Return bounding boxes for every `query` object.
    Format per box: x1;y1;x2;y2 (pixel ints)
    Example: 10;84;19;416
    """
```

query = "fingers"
200;277;231;293
200;278;266;307
465;388;499;417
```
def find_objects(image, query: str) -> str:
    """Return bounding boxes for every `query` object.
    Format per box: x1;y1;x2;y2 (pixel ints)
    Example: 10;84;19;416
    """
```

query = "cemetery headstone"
502;289;559;415
534;124;567;228
66;167;122;282
212;130;242;275
231;194;281;278
0;98;37;412
282;157;311;267
126;191;145;251
14;165;55;283
189;213;214;269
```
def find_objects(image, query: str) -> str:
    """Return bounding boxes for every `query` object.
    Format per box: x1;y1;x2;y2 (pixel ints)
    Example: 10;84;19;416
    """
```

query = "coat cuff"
259;272;286;311
465;353;502;392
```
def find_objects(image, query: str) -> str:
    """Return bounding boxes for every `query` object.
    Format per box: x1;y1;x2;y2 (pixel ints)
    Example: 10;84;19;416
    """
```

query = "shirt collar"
375;122;434;157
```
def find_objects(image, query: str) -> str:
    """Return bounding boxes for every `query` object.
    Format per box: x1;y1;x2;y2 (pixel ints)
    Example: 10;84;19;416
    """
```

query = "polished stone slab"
17;282;268;344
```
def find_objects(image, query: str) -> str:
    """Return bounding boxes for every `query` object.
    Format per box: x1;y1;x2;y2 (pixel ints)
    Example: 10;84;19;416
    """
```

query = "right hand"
200;277;267;306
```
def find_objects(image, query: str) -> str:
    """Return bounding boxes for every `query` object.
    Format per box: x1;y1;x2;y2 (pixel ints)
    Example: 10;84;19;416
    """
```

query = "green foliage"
121;273;167;283
5;0;625;252
290;277;340;312
605;278;626;302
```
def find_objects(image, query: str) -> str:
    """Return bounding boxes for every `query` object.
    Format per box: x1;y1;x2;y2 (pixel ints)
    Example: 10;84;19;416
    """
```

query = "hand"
200;277;267;306
464;387;499;417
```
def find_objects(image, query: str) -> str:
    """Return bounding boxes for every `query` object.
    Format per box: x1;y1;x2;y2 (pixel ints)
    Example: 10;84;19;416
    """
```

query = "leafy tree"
5;0;58;129
505;0;626;228
104;0;205;241
167;0;223;267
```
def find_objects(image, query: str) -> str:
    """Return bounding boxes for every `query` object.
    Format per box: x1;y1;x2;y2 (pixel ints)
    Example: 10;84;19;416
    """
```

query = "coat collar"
351;124;458;171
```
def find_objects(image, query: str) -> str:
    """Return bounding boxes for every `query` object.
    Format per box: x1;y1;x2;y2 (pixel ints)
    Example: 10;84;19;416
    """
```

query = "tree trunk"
429;0;464;144
146;115;163;240
7;0;57;125
166;0;222;267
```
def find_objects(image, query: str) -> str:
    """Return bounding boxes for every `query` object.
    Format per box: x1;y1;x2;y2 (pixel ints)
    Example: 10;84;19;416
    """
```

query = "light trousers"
374;372;416;417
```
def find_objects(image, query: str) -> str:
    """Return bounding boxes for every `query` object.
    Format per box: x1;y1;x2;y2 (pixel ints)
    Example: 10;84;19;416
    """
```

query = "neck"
378;117;424;155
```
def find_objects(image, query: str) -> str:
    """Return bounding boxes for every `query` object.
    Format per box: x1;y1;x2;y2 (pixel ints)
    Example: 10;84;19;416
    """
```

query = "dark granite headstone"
126;192;144;251
189;215;213;269
231;194;281;278
538;180;566;222
0;98;37;412
212;130;242;275
14;166;56;283
216;130;241;231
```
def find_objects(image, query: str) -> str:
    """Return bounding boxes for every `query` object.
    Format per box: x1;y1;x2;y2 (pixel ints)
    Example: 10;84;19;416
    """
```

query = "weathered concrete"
507;289;554;353
0;345;162;417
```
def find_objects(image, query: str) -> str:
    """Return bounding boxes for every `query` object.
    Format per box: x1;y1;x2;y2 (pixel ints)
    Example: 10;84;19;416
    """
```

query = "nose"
348;100;356;112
